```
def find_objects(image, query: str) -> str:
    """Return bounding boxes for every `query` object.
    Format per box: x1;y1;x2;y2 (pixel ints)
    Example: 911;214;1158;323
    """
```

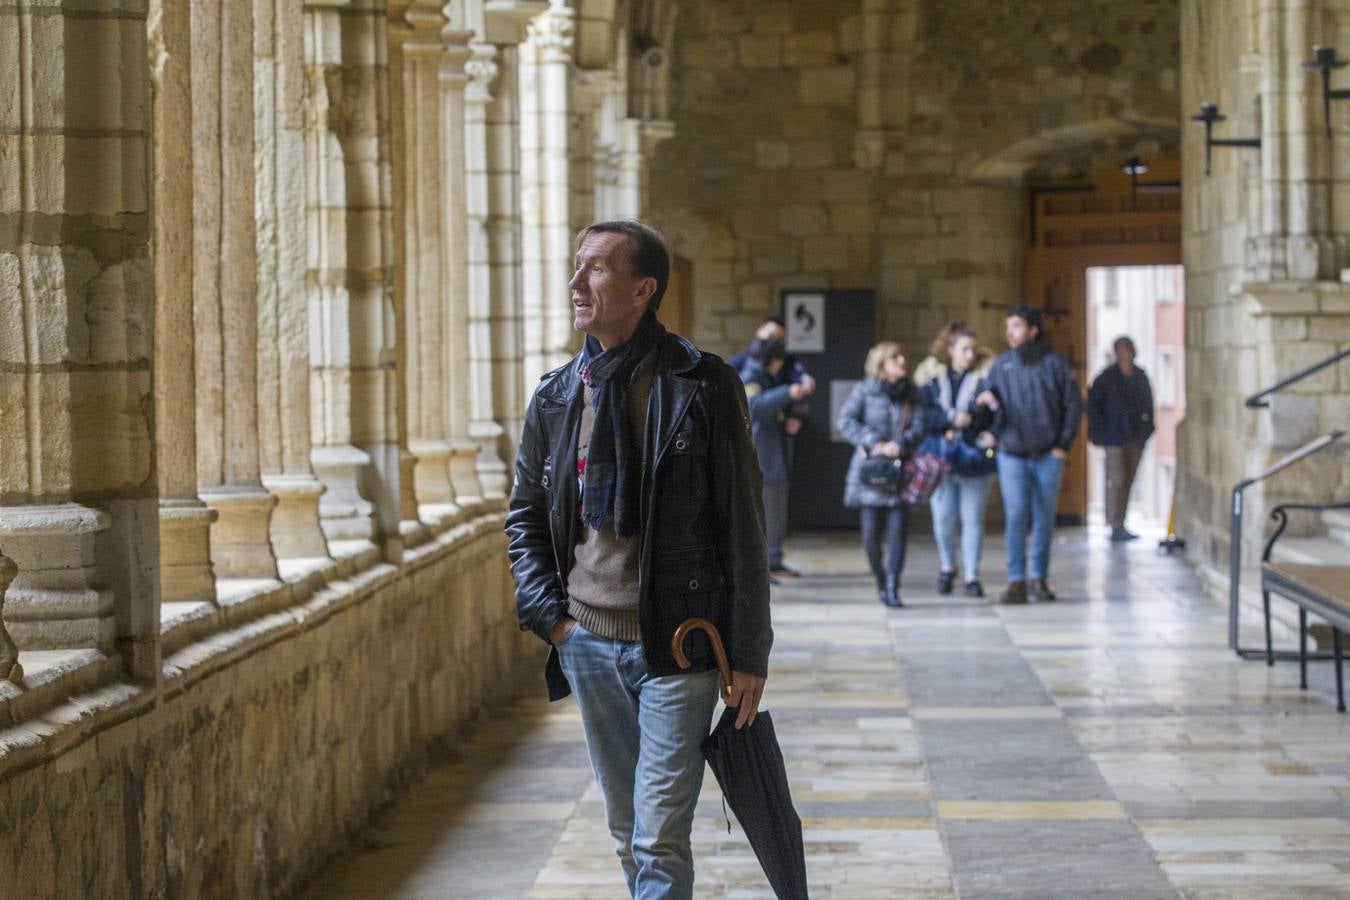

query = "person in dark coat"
739;338;815;580
975;305;1083;604
506;220;772;898
1087;336;1154;542
921;325;999;598
836;341;945;607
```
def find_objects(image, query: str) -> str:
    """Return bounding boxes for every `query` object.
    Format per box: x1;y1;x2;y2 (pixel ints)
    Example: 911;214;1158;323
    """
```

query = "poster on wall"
784;291;825;354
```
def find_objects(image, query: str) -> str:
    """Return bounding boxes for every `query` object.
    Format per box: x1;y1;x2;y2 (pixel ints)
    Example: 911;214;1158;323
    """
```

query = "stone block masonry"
0;513;531;899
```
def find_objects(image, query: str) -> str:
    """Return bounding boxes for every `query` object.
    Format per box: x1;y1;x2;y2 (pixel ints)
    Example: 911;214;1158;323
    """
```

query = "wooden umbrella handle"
671;617;734;698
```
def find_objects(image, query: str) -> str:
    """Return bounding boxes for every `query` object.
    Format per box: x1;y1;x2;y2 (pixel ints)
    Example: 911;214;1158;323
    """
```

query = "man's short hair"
765;316;785;329
1007;303;1045;340
575;220;671;313
1113;335;1136;355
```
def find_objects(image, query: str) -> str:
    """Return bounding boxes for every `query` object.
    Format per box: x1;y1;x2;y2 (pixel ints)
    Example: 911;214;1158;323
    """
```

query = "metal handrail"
1229;431;1346;653
1246;347;1350;407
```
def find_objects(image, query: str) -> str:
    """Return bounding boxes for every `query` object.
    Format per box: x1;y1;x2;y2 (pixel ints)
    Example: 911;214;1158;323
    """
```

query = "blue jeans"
557;623;721;899
996;452;1065;582
929;472;995;581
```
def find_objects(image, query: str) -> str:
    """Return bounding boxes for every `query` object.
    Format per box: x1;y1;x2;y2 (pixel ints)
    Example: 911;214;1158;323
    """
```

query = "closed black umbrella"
673;619;809;900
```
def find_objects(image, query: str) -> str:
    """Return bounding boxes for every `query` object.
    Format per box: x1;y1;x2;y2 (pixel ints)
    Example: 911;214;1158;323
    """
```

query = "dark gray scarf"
579;313;665;536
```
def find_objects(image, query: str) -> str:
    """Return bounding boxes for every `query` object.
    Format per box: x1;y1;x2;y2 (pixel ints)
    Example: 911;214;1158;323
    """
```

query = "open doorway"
1084;265;1185;530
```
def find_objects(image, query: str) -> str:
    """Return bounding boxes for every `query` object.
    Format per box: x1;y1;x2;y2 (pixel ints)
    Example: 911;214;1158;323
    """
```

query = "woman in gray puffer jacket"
836;341;945;607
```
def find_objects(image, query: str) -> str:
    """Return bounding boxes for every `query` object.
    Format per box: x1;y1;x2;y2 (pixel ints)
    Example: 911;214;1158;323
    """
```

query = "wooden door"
1023;162;1181;523
661;256;694;339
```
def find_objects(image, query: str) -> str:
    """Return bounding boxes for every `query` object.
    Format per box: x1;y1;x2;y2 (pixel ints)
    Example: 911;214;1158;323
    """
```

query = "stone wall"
1177;0;1350;575
1;516;531;899
647;0;1181;359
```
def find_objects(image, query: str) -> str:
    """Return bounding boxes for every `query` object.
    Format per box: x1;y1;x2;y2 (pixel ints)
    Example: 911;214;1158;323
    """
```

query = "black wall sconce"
1190;103;1261;176
1122;156;1147;209
1304;45;1350;137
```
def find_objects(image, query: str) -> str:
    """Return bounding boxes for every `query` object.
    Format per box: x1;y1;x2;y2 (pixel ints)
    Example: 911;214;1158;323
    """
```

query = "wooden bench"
1260;502;1350;712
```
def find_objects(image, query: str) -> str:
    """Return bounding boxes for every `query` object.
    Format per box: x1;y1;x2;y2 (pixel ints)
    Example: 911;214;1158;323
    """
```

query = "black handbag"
859;453;905;491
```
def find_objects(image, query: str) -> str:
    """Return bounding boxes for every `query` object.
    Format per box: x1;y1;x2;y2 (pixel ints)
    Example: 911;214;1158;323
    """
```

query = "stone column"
465;43;511;502
335;0;409;557
388;2;459;518
519;3;577;378
150;0;219;605
256;0;332;562
305;0;379;548
190;0;281;580
1249;0;1338;280
485;43;530;459
0;1;160;678
440;20;488;512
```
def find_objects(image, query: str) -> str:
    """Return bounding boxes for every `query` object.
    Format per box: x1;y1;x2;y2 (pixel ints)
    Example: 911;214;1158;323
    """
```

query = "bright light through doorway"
1085;265;1186;531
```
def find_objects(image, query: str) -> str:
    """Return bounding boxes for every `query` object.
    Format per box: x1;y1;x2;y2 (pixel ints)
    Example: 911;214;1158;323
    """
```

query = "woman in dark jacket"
837;341;945;607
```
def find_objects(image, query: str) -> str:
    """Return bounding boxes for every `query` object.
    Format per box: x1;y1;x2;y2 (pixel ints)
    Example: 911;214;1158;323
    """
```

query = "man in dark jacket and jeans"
976;304;1082;604
505;220;772;899
1087;336;1154;542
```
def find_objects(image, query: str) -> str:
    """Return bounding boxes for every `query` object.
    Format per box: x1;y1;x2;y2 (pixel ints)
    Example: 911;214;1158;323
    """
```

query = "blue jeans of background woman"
929;472;995;582
860;505;908;587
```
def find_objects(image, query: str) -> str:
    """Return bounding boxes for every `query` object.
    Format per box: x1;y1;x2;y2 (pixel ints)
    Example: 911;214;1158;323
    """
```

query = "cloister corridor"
6;0;1350;896
307;532;1350;899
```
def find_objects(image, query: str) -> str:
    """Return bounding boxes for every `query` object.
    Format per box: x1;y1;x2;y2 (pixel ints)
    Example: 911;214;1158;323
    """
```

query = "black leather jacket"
505;332;773;701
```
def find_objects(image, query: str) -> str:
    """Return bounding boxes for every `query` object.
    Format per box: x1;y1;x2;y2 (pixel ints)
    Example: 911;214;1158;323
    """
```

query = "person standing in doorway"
975;305;1083;604
739;338;816;582
1087;336;1154;542
922;326;999;598
505;220;772;899
837;342;945;607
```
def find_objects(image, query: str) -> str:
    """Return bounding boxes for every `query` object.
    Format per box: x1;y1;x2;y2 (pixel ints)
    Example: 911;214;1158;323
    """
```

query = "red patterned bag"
900;449;949;506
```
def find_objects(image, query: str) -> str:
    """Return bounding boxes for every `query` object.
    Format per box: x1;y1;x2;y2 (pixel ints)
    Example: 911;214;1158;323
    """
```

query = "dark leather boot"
882;574;902;608
1000;580;1028;604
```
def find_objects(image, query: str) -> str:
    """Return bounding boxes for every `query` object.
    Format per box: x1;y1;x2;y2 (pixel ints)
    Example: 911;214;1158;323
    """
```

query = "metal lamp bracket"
1304;45;1350;138
1190;103;1261;176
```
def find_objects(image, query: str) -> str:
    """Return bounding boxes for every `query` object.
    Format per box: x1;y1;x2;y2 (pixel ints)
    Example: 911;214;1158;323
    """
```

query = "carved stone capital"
526;6;574;63
465;43;500;103
440;27;476;84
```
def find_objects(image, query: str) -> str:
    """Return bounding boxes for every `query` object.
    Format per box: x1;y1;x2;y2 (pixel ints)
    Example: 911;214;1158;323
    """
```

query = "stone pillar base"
159;498;219;603
469;420;510;501
449;439;486;511
312;445;377;542
261;473;331;560
398;448;422;524
409;439;461;515
199;486;281;580
0;504;116;651
0;554;24;682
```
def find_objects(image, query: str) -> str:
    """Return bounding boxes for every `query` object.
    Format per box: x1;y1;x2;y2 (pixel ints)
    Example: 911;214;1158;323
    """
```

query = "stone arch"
967;117;1180;183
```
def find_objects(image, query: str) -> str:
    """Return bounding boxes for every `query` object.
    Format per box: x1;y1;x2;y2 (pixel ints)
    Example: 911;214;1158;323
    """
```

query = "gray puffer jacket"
836;378;945;509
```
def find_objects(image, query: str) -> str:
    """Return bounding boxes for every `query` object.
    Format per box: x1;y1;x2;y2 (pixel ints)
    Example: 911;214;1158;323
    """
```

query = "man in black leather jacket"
505;219;772;898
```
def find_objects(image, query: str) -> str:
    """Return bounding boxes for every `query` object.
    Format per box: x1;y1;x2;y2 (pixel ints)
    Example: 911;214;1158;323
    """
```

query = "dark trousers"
860;505;908;584
763;480;789;569
1104;440;1143;528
